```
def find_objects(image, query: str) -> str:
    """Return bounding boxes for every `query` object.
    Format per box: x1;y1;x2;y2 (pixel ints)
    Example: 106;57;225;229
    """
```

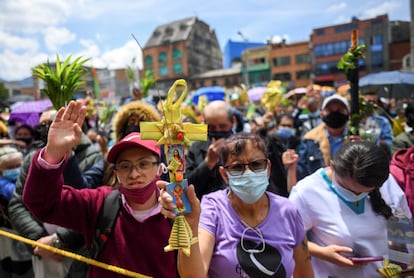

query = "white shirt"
289;168;411;278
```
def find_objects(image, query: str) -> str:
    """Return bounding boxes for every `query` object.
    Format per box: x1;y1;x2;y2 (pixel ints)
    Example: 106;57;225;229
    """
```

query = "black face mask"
33;124;49;145
322;112;348;129
16;137;32;146
406;115;414;128
208;130;233;141
122;125;141;138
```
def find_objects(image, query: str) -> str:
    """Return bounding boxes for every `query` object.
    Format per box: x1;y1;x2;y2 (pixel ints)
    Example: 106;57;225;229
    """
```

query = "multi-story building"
242;45;271;87
310;15;390;87
389;21;411;70
142;17;223;92
190;66;242;88
223;40;266;69
269;41;311;88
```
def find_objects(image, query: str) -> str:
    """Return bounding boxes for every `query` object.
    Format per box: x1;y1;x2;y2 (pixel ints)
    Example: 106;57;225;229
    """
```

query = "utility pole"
237;31;249;86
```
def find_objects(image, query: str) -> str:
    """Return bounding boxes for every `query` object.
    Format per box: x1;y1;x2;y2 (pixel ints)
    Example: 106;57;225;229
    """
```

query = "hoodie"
111;101;161;142
390;146;414;216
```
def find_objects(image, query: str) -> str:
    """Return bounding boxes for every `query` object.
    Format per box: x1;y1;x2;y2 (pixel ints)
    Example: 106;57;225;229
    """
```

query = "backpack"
296;139;324;181
66;189;121;278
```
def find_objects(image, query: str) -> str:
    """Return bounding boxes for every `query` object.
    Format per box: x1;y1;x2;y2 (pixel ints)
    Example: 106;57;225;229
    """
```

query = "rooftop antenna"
131;33;143;50
131;33;164;105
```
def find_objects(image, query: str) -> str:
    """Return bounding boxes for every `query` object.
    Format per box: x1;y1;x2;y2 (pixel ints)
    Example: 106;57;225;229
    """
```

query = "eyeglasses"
223;159;268;176
115;160;159;174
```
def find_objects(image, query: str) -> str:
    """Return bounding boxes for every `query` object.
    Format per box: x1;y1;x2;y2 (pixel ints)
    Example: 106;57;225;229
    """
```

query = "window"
314;41;351;57
272;72;291;81
273;56;291;67
315;29;325;36
165;27;173;36
296;70;311;80
172;49;182;60
315;61;342;75
144;55;153;65
335;24;357;33
158;52;167;63
295;53;310;64
173;63;183;74
159;65;168;76
371;34;382;45
371;52;383;69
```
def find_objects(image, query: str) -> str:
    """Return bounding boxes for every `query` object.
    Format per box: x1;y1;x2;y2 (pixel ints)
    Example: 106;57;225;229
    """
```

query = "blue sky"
0;0;410;81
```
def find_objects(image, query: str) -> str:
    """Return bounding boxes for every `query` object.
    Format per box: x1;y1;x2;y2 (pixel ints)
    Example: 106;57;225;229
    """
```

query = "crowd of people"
0;82;413;277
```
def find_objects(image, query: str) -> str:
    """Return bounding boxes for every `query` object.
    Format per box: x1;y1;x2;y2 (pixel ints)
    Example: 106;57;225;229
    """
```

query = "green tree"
0;82;9;101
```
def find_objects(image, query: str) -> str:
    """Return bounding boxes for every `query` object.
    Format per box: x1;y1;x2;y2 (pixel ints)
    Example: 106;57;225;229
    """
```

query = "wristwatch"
51;233;63;249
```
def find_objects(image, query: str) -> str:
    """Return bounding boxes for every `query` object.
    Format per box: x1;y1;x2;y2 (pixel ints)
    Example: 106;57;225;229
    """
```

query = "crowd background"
0;80;413;277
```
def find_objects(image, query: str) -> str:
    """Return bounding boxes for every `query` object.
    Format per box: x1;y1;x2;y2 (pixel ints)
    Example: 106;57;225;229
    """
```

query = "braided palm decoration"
140;79;207;256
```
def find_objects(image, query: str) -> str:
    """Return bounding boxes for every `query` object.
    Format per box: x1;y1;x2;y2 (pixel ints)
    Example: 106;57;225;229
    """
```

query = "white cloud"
44;27;77;52
0;30;39;53
361;1;401;19
269;35;291;44
0;50;48;81
0;0;71;34
327;2;348;13
99;40;143;70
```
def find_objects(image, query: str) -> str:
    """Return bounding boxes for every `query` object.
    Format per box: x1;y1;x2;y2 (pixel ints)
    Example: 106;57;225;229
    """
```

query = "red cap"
107;132;160;163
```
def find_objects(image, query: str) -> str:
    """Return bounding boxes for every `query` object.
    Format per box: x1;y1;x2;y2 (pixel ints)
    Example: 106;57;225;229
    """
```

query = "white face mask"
332;174;369;202
228;169;268;204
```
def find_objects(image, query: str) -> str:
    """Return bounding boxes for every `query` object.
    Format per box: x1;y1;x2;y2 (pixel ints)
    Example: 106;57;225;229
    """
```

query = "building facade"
142;17;223;93
310;15;390;87
269;41;311;88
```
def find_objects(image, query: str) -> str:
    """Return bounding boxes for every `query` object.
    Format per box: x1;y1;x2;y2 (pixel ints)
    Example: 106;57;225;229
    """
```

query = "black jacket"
8;133;104;247
186;140;225;199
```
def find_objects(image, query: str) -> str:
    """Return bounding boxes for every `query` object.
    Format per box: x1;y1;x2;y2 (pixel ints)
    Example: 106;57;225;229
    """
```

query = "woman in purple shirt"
160;133;314;278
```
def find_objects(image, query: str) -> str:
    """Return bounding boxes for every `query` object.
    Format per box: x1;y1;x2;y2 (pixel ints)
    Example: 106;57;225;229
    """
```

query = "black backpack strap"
90;189;121;259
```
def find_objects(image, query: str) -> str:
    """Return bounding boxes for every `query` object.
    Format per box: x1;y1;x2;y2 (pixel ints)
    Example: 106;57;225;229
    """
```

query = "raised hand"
43;101;86;164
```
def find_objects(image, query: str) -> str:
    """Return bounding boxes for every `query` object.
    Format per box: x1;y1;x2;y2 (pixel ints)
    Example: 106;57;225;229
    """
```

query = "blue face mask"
228;169;268;204
3;167;20;182
277;127;295;139
332;175;369;202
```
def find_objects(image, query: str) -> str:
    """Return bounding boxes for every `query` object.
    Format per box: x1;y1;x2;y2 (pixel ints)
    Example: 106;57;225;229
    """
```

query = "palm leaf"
32;54;90;109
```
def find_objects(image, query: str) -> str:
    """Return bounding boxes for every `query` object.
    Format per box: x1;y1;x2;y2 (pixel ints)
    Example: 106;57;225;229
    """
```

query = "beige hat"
0;146;23;166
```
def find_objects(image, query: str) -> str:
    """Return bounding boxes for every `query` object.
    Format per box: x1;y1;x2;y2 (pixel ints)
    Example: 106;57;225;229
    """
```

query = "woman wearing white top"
289;141;411;277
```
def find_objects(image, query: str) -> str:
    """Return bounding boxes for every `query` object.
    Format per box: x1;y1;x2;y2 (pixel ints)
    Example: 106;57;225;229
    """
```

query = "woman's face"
114;147;159;189
219;140;270;183
334;172;376;195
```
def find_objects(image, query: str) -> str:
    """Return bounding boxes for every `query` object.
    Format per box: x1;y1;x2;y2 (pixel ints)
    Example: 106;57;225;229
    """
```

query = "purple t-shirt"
199;189;305;278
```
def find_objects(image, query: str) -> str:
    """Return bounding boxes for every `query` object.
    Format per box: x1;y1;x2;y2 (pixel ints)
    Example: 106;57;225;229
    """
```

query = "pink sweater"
23;150;177;278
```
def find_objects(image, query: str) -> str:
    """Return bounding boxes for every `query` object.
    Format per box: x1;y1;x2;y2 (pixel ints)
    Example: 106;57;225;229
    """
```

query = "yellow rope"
0;229;151;278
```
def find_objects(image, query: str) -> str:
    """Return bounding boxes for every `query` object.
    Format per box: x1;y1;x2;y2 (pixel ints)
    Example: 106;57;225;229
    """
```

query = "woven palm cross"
140;79;207;256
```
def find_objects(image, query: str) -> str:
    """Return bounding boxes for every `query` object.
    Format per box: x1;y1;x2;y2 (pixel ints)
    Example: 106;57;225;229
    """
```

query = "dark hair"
332;141;392;219
276;113;294;125
15;124;34;137
406;101;414;116
221;133;266;164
